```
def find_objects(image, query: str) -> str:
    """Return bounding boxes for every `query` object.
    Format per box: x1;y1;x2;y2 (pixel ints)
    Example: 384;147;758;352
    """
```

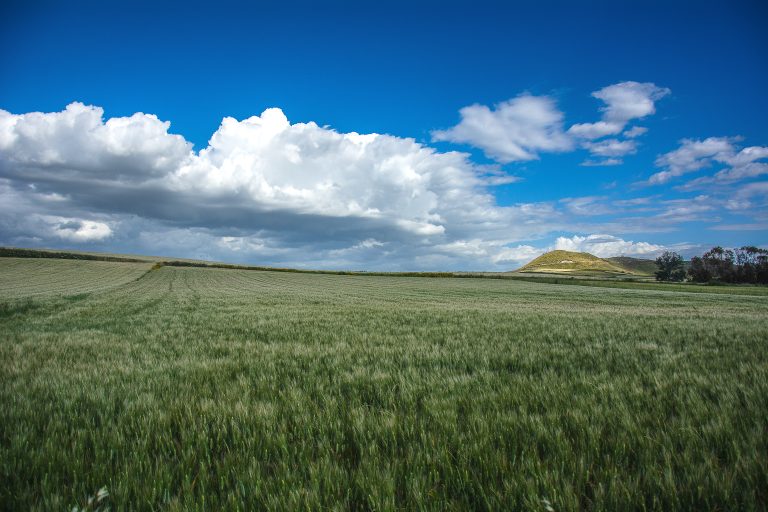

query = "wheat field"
1;257;767;510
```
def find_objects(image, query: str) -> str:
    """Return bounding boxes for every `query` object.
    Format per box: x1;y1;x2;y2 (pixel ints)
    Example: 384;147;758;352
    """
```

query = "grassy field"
508;274;768;296
0;258;152;299
1;257;767;510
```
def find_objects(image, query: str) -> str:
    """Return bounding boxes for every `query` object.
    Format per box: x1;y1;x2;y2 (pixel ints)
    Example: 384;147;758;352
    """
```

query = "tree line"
655;246;768;284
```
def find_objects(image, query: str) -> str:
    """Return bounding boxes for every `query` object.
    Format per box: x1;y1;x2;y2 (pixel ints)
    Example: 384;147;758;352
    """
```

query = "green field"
1;257;767;510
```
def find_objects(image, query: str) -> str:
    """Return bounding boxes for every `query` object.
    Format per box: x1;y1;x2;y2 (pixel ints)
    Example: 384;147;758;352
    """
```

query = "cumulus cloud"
554;233;666;257
651;137;735;184
0;101;745;270
432;82;668;167
650;137;768;185
0;102;572;270
567;82;668;165
431;94;573;163
595;82;671;125
46;217;112;241
0;103;190;179
0;185;112;244
568;81;670;140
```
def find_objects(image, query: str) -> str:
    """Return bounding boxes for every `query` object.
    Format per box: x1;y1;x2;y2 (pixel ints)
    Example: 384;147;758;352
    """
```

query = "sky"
1;0;766;270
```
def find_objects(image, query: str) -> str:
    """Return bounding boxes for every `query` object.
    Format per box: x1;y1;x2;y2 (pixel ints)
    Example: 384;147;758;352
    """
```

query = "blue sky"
1;0;766;270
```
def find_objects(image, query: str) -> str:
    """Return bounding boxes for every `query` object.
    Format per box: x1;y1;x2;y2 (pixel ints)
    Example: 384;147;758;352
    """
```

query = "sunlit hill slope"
516;250;651;276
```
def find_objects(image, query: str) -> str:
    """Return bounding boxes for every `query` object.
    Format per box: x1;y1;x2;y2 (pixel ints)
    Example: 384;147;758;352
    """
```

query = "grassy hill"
517;249;632;275
606;256;658;276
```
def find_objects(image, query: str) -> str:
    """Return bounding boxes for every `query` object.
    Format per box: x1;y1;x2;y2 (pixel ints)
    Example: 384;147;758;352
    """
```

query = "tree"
687;256;710;283
734;246;768;284
687;246;768;284
701;246;736;282
655;251;685;281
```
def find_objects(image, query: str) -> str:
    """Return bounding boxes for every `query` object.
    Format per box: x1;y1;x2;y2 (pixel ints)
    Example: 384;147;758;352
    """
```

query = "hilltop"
517;250;640;276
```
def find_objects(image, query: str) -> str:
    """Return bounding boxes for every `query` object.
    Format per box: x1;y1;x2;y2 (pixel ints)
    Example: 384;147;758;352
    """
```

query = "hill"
517;250;633;275
605;256;657;276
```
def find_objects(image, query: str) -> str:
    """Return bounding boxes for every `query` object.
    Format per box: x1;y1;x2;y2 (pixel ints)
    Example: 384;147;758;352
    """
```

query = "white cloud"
580;158;623;167
568;82;667;165
568;121;621;139
651;137;768;185
713;159;768;183
554;233;666;257
492;244;545;265
623;126;648;138
651;137;734;184
432;82;668;167
168;108;461;236
568;82;670;140
434;232;672;268
0;103;190;178
0;101;756;270
0;204;113;243
45;216;113;242
735;181;768;200
655;195;715;222
724;146;768;167
432;94;573;163
559;196;611;216
432;239;547;266
447;233;674;270
709;223;768;231
582;138;637;158
595;82;670;124
0;102;570;270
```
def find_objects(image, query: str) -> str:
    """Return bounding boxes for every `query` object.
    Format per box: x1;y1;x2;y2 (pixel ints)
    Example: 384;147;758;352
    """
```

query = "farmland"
1;257;767;510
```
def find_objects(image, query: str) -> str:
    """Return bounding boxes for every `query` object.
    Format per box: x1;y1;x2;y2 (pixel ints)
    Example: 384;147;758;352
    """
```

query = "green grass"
605;256;658;276
506;274;768;296
1;259;767;510
0;257;152;298
518;250;632;276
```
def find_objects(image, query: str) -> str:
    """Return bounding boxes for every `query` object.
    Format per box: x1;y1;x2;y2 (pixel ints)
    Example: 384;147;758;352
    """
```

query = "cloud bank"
0;102;569;269
1;92;759;270
553;234;664;257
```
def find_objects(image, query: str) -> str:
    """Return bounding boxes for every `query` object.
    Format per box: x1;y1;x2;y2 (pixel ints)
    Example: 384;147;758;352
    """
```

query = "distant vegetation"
655;246;768;284
0;246;145;263
688;246;768;284
1;256;767;509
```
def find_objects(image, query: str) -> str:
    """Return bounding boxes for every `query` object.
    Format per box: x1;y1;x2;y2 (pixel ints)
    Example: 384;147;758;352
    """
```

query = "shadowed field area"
1;258;767;510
